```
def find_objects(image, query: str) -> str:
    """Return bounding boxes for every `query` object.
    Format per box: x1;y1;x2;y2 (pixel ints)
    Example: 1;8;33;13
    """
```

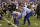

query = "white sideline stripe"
0;24;2;26
34;23;38;26
4;18;17;27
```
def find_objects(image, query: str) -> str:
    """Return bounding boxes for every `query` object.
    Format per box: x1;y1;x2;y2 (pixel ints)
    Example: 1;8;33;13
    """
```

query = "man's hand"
16;13;18;16
16;13;18;17
22;17;24;20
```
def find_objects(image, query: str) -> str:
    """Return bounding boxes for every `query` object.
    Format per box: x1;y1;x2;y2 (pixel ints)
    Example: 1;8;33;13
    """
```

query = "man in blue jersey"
16;3;33;25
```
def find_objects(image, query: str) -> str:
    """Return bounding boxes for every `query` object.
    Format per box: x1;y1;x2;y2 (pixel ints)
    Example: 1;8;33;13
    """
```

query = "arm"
22;9;26;17
22;9;26;19
10;15;13;23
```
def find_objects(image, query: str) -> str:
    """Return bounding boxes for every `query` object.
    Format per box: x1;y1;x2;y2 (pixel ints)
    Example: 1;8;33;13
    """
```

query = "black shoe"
22;24;25;25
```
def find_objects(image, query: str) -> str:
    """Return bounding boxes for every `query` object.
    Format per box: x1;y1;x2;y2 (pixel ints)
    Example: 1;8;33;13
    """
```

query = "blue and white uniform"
16;7;33;24
11;11;21;24
22;7;31;17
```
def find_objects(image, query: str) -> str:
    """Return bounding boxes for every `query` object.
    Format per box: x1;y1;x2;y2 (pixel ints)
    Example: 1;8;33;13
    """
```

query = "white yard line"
34;23;38;26
0;24;2;26
4;18;17;27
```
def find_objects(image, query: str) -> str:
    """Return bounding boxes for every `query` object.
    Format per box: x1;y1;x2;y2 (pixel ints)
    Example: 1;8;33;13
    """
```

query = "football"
8;23;11;25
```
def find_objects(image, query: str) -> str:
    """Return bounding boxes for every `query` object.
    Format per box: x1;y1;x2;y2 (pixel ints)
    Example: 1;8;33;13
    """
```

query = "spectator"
37;1;40;18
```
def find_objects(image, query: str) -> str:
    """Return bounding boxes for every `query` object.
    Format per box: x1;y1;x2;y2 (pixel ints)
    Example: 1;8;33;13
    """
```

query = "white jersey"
25;3;27;8
13;11;21;16
23;7;31;13
22;7;31;17
12;11;21;18
16;4;18;9
32;4;35;8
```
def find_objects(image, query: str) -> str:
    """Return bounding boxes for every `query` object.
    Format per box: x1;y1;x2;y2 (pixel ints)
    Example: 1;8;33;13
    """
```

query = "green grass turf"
0;11;40;27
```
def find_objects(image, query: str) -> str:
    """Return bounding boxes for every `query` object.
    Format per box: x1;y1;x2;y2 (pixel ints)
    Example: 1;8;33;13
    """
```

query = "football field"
0;11;40;27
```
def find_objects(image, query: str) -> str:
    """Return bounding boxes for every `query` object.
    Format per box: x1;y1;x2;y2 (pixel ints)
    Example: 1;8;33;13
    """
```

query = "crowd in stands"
0;0;40;19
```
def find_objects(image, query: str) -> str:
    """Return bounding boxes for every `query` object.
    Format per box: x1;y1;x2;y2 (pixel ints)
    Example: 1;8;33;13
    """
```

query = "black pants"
37;12;40;18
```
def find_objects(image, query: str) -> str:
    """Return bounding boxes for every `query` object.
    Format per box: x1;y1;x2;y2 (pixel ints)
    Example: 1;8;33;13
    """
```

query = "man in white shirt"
16;3;33;25
9;10;21;24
